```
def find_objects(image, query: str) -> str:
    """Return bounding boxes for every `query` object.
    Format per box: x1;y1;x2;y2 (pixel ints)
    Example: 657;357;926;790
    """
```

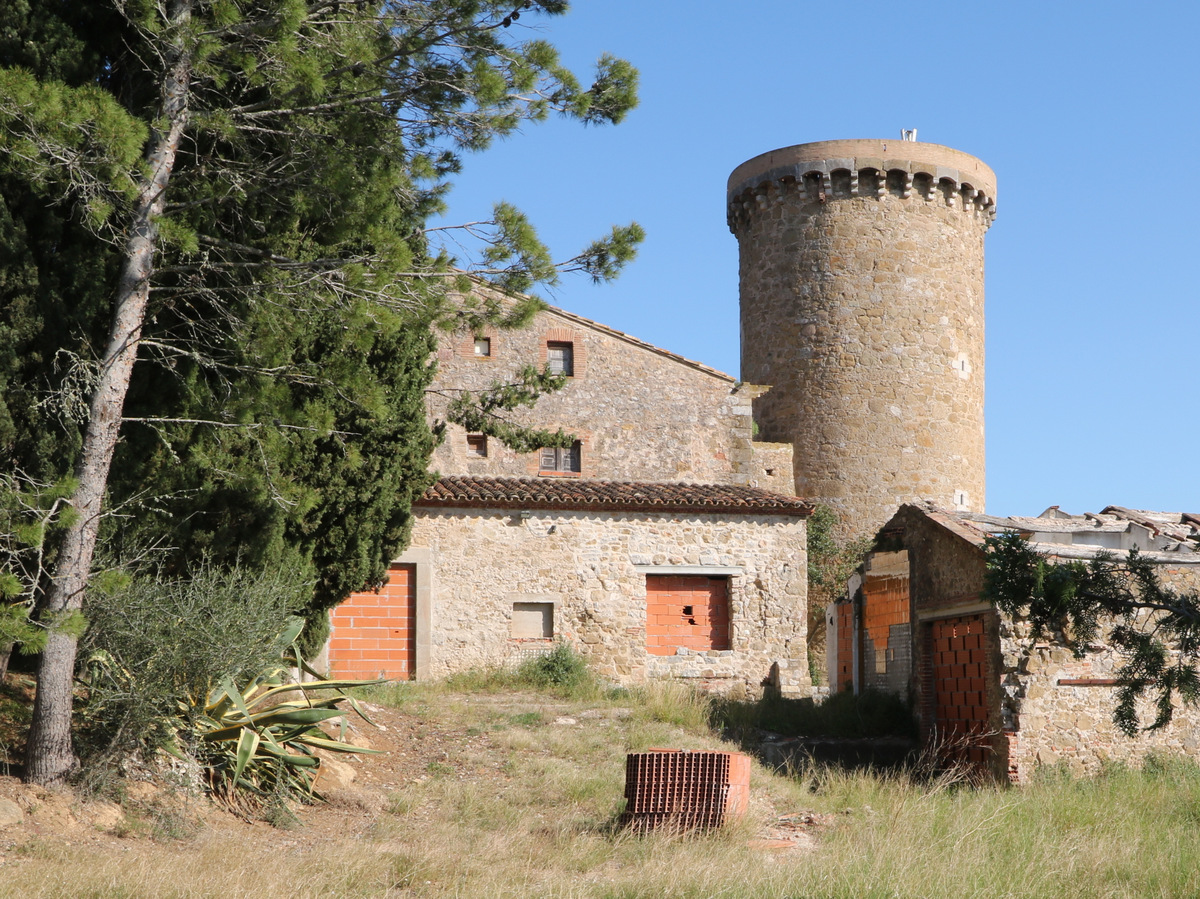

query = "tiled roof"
417;476;813;517
899;501;1200;562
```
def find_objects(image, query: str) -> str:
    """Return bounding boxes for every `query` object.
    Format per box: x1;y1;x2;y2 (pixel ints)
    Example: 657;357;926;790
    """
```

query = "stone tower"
728;139;996;537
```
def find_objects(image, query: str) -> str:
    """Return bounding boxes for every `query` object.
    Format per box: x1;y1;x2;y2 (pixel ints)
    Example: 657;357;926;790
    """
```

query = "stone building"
831;503;1200;781
325;135;1009;696
328;303;813;695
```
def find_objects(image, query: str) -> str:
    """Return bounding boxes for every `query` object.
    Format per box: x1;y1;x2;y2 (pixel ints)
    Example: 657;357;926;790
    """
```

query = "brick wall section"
407;506;810;695
430;303;794;495
730;140;994;539
646;576;730;655
929;614;992;772
859;573;911;694
328;564;416;680
834;601;854;692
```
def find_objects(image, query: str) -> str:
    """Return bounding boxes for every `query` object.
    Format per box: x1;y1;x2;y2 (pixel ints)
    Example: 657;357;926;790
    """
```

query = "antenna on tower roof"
901;128;918;142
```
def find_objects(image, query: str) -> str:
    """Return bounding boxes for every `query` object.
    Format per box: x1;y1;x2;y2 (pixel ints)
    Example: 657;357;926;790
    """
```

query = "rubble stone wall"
429;305;794;494
410;506;811;695
999;561;1200;781
730;140;995;538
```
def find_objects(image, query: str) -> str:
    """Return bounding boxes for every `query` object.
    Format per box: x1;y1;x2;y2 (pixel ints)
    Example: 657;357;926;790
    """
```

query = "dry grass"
3;679;1200;898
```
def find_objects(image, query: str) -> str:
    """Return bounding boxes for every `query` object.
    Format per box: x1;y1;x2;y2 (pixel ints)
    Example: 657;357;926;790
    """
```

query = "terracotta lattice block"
623;750;750;831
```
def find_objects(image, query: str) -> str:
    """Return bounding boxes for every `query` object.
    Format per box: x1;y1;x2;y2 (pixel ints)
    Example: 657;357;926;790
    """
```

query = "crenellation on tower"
730;138;996;539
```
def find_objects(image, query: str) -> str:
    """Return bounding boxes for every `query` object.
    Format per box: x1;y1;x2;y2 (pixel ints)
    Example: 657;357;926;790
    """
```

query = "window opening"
473;336;491;357
547;341;574;376
539;441;581;474
466;434;488;457
512;602;554;639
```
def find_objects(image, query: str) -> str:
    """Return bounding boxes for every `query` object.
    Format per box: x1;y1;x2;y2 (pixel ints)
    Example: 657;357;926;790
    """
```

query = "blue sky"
433;0;1199;518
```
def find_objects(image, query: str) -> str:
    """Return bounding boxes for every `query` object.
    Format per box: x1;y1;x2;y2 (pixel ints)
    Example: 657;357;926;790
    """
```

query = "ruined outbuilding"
833;503;1200;780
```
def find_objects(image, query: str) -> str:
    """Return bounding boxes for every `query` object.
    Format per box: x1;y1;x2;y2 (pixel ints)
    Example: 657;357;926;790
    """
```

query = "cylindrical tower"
728;139;996;537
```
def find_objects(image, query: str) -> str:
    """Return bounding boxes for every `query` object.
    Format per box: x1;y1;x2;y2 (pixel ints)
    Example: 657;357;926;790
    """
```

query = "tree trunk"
23;1;193;786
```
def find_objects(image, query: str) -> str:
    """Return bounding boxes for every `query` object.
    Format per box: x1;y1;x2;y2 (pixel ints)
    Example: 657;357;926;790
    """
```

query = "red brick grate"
623;750;750;831
931;614;991;769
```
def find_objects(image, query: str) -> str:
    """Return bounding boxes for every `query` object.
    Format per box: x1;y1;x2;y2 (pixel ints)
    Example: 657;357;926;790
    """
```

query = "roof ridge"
541;304;736;382
418;475;812;517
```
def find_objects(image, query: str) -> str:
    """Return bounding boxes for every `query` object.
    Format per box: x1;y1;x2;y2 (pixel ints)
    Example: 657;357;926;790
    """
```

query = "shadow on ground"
710;689;919;774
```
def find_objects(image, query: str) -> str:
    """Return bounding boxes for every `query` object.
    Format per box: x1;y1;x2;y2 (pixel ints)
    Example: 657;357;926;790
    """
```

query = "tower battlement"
727;139;996;234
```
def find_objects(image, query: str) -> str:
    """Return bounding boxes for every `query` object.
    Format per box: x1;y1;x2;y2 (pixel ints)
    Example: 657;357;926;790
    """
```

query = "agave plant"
183;616;385;799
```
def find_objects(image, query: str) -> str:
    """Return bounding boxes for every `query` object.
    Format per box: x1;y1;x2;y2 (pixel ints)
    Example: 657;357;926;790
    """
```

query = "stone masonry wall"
429;304;793;495
730;140;995;539
999;561;1200;781
411;506;810;695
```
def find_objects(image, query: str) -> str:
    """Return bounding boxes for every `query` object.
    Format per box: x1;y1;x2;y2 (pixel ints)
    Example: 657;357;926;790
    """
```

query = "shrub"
79;563;305;765
515;643;591;690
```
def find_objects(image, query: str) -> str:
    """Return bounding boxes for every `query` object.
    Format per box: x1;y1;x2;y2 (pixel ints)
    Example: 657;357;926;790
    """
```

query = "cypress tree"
0;0;640;784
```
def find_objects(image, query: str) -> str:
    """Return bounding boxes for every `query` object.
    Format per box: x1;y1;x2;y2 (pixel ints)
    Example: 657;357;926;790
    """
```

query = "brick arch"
539;326;588;377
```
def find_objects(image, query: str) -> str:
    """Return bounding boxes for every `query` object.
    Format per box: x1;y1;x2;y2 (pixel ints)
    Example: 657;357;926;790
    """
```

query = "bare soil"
0;684;823;878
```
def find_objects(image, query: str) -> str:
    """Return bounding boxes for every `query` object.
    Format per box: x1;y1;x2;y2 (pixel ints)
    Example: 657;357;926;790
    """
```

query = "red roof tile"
417;476;813;517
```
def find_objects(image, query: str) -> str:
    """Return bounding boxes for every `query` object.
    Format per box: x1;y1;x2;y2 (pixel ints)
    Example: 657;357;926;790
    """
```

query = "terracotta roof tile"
417;476;813;517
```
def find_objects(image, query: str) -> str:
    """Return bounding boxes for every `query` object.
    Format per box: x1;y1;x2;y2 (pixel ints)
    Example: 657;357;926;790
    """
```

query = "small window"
473;337;491;357
512;602;554;639
547;341;573;376
539;441;581;474
466;434;488;457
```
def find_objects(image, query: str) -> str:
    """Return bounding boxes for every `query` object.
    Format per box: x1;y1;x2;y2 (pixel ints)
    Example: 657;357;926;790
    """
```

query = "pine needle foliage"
983;532;1200;735
0;0;642;782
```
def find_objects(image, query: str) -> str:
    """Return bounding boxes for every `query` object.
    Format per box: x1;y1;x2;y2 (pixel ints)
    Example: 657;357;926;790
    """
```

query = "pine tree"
0;0;640;784
984;533;1200;736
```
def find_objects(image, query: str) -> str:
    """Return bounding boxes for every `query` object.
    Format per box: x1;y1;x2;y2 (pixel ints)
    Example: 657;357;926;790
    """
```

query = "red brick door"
645;576;730;656
329;564;416;680
930;614;990;771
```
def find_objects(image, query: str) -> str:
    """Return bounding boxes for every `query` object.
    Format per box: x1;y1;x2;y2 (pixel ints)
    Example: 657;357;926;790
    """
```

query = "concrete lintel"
635;565;744;577
916;600;993;622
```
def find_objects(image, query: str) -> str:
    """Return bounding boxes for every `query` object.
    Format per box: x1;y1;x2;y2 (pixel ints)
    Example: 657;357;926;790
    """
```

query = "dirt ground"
0;687;822;872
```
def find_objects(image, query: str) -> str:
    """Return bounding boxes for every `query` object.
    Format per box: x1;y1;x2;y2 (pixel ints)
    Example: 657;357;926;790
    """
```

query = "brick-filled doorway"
329;564;416;679
928;614;991;773
645;576;730;656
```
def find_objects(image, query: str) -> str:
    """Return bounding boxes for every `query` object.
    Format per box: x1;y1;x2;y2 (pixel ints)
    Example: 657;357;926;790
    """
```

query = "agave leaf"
300;734;383;755
272;724;323;744
343;695;380;728
252;743;320;766
206;674;247;719
292;652;326;681
275;616;305;652
224;675;258;725
244;678;385;710
233;728;261;785
246;708;349;728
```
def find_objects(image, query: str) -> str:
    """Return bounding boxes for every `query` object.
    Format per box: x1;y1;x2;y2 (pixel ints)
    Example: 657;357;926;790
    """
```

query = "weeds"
7;675;1200;897
443;643;602;699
